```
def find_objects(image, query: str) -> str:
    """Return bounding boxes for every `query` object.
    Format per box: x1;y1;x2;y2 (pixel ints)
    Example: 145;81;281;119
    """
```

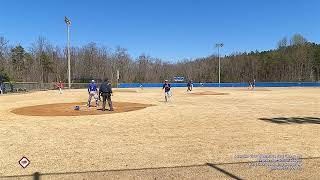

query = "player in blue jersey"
187;80;193;92
252;79;256;90
87;80;99;107
162;80;172;102
248;79;256;90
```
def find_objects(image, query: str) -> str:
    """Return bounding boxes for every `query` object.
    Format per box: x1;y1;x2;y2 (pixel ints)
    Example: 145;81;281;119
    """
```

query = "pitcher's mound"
191;91;229;95
11;102;153;116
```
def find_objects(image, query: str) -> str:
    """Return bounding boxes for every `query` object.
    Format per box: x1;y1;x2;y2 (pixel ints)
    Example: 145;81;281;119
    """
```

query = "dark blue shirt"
162;83;171;92
99;82;112;93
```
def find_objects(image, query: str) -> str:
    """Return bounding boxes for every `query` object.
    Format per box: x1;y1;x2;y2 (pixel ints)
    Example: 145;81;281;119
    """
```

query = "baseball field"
0;87;319;179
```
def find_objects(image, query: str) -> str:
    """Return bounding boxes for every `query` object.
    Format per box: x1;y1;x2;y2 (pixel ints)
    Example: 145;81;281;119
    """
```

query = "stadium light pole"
215;43;224;87
65;17;71;89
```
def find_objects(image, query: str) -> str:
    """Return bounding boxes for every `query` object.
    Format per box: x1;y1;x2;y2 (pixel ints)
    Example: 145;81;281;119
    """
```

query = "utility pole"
65;16;71;89
116;70;119;88
215;43;224;87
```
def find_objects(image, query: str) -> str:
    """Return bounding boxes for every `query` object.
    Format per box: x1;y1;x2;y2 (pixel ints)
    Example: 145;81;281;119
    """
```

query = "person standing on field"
99;79;113;111
191;80;194;90
248;80;252;89
252;79;256;90
187;80;193;92
162;80;171;102
57;81;64;94
87;80;99;107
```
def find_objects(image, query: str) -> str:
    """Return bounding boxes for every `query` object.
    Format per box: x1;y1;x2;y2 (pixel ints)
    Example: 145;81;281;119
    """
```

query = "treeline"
0;34;320;83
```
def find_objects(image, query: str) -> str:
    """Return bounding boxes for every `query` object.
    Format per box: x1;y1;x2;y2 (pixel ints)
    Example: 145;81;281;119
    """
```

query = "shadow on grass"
259;117;320;124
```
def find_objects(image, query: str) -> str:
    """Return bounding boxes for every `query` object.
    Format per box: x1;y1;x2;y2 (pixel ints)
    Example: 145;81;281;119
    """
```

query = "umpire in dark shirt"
99;79;114;111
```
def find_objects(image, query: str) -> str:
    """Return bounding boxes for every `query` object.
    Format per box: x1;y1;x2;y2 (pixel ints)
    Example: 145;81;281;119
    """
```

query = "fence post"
33;172;40;180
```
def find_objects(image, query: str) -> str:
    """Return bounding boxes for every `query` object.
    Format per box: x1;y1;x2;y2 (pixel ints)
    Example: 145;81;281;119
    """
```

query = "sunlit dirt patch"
191;91;229;95
113;89;139;93
238;88;271;91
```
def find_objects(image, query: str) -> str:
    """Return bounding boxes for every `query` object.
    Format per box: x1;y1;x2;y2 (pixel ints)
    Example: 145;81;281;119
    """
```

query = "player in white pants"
162;80;172;102
57;81;63;94
87;80;99;107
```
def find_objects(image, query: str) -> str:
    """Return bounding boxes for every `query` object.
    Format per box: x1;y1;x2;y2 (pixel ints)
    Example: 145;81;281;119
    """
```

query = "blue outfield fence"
118;82;320;88
1;82;319;93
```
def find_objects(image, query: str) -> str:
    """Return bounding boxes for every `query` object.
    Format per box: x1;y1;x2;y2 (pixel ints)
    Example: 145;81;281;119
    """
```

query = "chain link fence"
0;82;108;93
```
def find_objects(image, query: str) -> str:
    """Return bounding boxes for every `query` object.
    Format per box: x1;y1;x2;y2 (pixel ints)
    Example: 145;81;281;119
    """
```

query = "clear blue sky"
0;0;319;61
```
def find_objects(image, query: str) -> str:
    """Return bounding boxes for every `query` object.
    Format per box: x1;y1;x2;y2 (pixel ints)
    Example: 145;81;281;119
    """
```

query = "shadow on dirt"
259;117;320;124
